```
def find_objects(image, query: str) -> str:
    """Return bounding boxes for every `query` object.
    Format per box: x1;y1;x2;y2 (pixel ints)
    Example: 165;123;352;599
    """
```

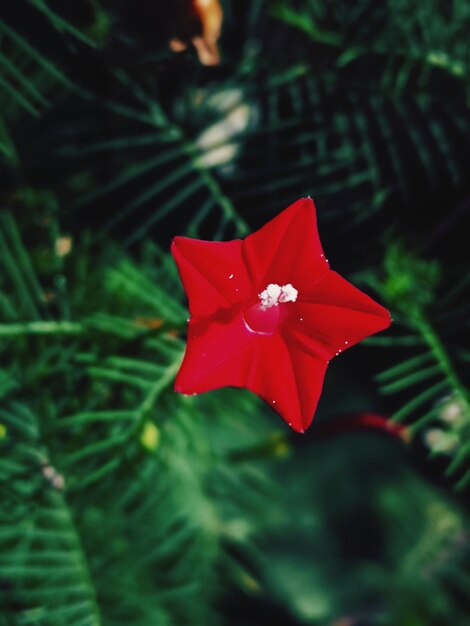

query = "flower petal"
243;198;328;291
175;313;326;432
244;333;327;432
289;271;391;358
174;312;255;393
172;237;251;317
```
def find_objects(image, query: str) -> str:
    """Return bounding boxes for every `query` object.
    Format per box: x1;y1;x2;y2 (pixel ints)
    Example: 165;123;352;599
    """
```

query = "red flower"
171;198;391;432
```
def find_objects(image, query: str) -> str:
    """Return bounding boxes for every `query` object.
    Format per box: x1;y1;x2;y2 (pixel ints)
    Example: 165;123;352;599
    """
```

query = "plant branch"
414;313;470;410
0;321;83;336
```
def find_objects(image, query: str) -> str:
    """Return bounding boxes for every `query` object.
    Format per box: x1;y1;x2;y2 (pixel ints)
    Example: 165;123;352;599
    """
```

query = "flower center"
243;283;298;335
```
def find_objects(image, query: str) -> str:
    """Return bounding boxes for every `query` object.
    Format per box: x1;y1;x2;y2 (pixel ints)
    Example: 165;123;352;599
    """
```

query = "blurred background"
1;1;470;625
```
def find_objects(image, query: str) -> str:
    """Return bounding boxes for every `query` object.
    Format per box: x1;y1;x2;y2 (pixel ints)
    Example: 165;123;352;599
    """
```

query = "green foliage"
382;242;441;311
0;13;74;164
0;402;101;626
360;242;470;488
267;0;470;221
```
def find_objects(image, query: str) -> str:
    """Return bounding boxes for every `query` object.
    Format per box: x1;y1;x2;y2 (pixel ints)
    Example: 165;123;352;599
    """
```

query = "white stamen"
279;284;298;303
259;283;281;307
259;283;298;309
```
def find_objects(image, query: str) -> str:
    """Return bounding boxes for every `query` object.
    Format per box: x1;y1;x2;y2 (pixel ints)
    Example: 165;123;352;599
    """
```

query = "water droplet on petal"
299;317;303;321
344;341;348;344
229;273;234;279
272;400;276;404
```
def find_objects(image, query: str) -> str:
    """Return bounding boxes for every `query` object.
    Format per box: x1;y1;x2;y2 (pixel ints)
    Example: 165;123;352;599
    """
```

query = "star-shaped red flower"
171;198;391;432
